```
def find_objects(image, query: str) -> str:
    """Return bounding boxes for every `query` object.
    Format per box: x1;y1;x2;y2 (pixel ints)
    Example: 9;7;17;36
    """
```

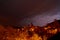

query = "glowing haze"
0;0;60;26
20;8;60;26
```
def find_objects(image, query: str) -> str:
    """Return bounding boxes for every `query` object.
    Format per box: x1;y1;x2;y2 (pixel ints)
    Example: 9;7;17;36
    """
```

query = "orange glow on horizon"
0;20;60;40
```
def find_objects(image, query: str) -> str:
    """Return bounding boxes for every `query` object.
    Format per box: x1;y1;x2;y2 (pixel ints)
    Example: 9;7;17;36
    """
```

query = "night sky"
0;0;60;26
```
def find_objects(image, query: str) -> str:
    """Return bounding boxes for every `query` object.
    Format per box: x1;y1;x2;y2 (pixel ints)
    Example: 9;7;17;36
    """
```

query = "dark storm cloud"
0;0;60;26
